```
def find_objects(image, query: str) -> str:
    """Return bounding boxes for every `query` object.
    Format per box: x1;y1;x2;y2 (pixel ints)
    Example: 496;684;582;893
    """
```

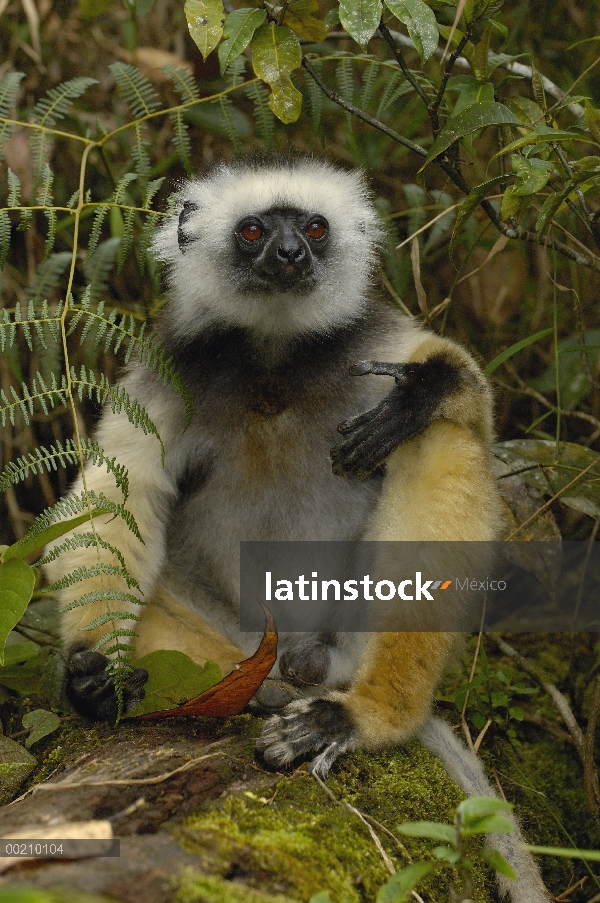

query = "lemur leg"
258;421;502;776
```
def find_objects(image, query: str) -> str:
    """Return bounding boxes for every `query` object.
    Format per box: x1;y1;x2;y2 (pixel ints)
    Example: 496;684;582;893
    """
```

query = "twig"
584;674;600;818
302;57;427;158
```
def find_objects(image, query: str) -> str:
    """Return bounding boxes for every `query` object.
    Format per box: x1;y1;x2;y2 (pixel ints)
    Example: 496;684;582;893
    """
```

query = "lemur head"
152;157;384;342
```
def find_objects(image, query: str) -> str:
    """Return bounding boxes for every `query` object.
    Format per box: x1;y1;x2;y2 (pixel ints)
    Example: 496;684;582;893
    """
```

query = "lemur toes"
67;650;148;722
257;697;358;778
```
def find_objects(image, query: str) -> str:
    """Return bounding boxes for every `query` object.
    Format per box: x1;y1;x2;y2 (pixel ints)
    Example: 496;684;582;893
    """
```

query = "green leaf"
0;734;37;805
510;154;554;196
500;183;522;220
384;0;439;62
125;649;222;716
462;814;515;835
432;845;461;863
509;706;524;720
284;0;327;43
3;507;113;563
453;79;495;117
481;849;517;879
1;640;39;667
490;126;584;162
536;170;600;240
450;173;509;261
484;328;553;374
0;559;36;665
457;796;514;823
185;0;225;60
324;6;340;27
584;100;600;143
396;821;456;842
22;709;61;749
532;328;600;405
376;863;435;903
79;0;113;16
525;845;600;862
493;440;600;519
218;8;267;75
251;24;302;124
339;0;381;47
425;102;518;164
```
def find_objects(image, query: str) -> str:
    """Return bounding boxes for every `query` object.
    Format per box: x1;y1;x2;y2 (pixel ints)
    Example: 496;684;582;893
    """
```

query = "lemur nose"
277;245;306;264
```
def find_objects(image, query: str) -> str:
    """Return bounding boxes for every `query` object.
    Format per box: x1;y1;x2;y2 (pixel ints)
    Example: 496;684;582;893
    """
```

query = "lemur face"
232;206;330;294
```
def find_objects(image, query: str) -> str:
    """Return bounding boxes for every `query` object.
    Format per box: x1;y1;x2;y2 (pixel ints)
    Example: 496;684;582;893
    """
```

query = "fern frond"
113;172;137;203
218;95;241;155
7;168;21;207
83;237;121;306
162;65;200;103
86;204;110;259
170;108;192;174
131;121;151;185
360;60;380;112
0;371;69;426
61;590;144;612
0;299;62;351
245;81;275;151
38;163;56;259
71;366;165;462
0;72;25;163
0;436;130;499
225;58;246;87
12;488;143;549
67;189;80;208
82;612;142;630
46;564;141;593
0;211;10;270
37;532;130;573
303;63;323;137
27;252;72;305
31;76;98;127
140;211;160;273
109;63;162;118
143;178;164;210
91;631;138;654
118;208;135;272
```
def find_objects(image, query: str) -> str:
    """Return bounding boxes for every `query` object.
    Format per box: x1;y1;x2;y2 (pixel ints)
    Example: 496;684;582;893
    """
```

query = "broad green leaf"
3;507;113;562
284;0;327;42
425;102;518;164
376;863;435;903
324;6;340;27
218;8;267;75
1;640;39;667
525;845;600;862
251;24;302;124
185;0;225;60
585;100;600;143
493;440;600;519
458;796;514;823
510;154;554;196
0;559;36;665
79;0;112;16
481;849;517;879
484;328;554;375
22;708;61;749
339;0;381;47
384;0;439;62
489;126;584;163
125;649;222;716
0;734;36;805
396;821;455;842
450;173;509;260
432;845;461;862
500;183;522;220
453;80;494;117
462;814;515;836
532;328;600;405
509;706;524;720
506;96;545;125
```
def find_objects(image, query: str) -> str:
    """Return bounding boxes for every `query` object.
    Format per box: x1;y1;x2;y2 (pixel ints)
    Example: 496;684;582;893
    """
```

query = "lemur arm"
258;331;502;777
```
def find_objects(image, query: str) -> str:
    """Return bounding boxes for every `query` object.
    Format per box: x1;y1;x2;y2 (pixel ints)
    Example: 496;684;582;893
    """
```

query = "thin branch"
584;674;600;817
302;57;427;157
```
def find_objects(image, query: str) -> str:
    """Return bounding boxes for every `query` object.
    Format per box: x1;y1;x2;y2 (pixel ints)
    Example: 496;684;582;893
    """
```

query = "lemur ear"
178;201;199;254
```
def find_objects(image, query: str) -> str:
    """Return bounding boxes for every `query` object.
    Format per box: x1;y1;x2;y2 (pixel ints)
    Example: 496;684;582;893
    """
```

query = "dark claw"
332;355;460;478
67;650;148;722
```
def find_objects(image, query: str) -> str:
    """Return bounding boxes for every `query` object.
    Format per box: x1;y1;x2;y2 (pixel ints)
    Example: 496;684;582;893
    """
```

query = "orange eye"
241;223;263;242
306;220;327;240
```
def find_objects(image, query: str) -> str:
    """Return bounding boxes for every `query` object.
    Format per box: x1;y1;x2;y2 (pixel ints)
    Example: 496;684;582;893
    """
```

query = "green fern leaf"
218;94;241;155
118;208;136;273
0;72;25;163
46;565;141;593
360;60;380;111
0;211;10;270
7;168;21;207
245;80;275;150
109;63;162;118
162;65;200;103
86;204;110;259
131;121;151;185
60;589;144;612
27;252;72;306
37;532;130;574
31;76;98;127
83;237;121;306
170;108;193;173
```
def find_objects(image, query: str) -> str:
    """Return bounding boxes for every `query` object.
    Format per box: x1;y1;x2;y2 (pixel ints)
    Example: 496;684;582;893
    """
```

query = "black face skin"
232;206;330;294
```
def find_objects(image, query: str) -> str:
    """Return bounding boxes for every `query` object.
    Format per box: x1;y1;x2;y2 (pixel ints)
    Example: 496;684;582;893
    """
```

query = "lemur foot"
331;357;460;478
257;697;358;779
67;650;148;722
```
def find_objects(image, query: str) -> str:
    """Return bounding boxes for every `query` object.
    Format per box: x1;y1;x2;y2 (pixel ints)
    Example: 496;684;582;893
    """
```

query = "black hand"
67;650;148;722
331;356;460;479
